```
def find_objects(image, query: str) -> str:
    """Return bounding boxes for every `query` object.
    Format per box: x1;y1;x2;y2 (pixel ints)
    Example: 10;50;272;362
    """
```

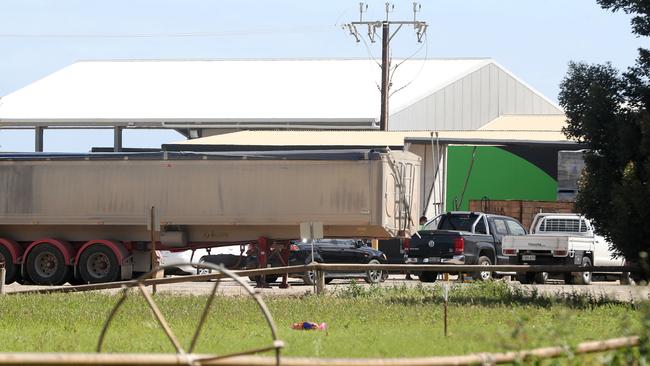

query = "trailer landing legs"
253;237;291;289
279;245;290;289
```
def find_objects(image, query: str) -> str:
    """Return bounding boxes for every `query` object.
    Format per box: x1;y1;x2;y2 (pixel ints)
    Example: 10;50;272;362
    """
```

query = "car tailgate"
502;235;571;251
408;230;459;258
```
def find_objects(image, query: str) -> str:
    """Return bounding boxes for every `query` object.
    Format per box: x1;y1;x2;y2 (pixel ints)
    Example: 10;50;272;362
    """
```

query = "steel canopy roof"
0;58;492;128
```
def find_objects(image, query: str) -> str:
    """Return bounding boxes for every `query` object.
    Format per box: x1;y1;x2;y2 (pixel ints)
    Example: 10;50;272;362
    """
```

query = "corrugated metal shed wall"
389;63;562;130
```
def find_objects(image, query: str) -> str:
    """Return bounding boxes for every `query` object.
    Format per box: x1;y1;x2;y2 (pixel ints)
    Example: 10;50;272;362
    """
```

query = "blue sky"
0;0;647;152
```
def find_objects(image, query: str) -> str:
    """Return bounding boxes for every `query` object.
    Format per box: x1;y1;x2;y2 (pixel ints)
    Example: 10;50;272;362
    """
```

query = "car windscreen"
437;214;480;232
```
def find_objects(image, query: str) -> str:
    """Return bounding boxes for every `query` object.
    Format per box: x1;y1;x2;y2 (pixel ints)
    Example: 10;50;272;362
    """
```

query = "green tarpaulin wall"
446;146;557;211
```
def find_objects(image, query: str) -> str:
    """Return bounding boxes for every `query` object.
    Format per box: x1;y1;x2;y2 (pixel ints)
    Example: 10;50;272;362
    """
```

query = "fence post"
315;267;325;295
443;283;449;337
0;261;5;295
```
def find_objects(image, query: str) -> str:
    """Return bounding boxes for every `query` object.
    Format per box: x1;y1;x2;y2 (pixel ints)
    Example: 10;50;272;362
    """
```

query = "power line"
0;26;335;39
390;32;429;98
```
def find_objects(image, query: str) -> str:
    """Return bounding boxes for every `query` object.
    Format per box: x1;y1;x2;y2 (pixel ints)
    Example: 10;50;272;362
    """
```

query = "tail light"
453;237;464;255
289;244;300;252
402;238;410;252
553;249;568;257
503;248;517;256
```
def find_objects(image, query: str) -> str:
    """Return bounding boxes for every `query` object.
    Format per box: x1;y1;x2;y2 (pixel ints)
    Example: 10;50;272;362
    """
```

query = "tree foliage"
597;0;650;36
559;0;650;260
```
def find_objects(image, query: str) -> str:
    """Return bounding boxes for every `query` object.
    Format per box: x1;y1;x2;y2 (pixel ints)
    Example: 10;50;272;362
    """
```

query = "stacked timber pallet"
468;199;574;230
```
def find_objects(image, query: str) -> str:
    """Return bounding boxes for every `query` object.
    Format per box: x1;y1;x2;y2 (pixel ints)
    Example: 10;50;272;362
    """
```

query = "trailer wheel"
26;244;70;285
78;245;120;283
0;246;17;284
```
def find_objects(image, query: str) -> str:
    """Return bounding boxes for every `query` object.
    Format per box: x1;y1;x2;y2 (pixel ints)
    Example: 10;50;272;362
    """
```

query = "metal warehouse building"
0;58;562;150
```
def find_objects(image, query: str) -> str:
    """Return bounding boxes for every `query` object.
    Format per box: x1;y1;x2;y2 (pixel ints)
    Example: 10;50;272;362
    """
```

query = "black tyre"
473;256;493;281
364;259;383;284
0;245;18;284
303;259;321;285
419;271;438;283
575;257;592;285
303;270;316;285
534;272;548;285
26;244;71;285
78;245;120;284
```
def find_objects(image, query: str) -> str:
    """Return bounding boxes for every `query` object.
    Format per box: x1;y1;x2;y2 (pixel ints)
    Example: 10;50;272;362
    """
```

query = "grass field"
0;281;645;362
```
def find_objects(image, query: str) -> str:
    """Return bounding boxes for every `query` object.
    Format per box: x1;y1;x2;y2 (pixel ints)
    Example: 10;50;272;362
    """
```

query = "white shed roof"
168;113;570;149
166;128;570;149
0;58;493;127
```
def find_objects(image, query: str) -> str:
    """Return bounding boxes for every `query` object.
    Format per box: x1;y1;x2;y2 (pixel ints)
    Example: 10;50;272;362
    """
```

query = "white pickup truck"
502;213;625;285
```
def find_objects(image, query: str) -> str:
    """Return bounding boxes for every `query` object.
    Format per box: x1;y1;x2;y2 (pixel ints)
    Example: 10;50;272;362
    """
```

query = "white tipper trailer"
0;149;420;285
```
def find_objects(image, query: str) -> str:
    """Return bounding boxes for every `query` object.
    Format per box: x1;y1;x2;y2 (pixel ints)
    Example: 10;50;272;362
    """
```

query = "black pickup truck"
405;212;527;282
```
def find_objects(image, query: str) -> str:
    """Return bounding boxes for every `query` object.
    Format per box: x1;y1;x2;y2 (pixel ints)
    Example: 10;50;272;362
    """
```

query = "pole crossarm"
350;21;427;26
343;2;428;131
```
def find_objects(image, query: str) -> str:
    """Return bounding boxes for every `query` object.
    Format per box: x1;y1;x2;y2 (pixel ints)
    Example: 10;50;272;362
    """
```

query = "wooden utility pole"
380;22;390;131
345;2;428;131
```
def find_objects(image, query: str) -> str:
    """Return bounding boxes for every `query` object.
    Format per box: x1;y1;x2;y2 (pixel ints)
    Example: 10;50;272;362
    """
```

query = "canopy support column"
34;127;44;152
113;127;123;152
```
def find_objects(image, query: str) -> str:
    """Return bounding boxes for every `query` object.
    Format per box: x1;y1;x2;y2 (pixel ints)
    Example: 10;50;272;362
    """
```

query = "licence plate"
522;254;536;261
423;257;441;263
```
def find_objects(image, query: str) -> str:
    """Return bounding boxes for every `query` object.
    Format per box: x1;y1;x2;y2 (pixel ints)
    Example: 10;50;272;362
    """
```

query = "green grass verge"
0;281;644;360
